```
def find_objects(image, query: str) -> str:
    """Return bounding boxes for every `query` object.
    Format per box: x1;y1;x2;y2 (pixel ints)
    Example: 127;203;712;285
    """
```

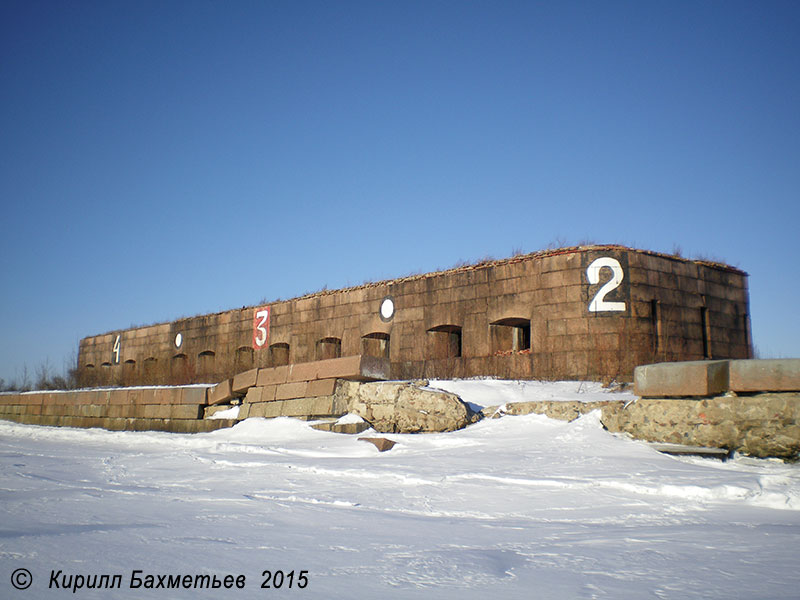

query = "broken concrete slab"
358;437;396;452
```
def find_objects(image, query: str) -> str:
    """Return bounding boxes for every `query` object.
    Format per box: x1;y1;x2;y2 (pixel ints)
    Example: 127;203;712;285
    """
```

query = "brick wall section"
0;387;235;433
78;245;751;386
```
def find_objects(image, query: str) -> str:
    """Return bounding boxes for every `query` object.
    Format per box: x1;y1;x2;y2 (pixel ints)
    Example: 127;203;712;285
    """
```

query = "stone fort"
77;245;752;388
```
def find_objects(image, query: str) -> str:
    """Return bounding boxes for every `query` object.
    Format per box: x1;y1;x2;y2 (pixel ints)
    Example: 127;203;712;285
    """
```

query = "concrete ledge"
634;360;730;397
0;414;237;433
729;359;800;393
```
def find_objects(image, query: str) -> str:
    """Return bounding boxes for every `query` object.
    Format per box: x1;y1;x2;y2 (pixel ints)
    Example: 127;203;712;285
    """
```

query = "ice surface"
0;381;798;599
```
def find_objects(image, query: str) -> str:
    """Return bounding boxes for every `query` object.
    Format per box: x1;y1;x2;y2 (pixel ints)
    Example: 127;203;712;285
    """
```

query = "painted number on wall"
112;335;121;364
252;306;271;350
587;257;626;312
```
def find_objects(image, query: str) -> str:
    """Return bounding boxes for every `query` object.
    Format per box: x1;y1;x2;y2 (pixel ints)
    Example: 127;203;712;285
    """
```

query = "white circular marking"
175;333;183;348
380;297;395;320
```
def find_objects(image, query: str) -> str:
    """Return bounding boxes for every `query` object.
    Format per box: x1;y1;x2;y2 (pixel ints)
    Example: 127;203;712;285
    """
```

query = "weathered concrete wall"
77;245;751;386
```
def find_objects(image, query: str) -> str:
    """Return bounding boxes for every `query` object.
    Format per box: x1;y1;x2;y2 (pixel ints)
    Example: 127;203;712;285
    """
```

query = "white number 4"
112;335;121;363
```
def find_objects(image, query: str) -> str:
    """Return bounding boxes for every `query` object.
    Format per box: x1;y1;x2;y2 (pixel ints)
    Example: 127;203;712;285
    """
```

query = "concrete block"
279;397;314;417
257;365;289;386
143;405;172;419
209;378;235;405
316;355;390;381
358;437;396;452
260;384;277;402
307;378;338;398
109;390;130;405
287;361;320;383
635;360;730;398
232;369;260;394
729;359;800;393
311;396;337;416
170;404;204;419
180;387;208;405
244;386;264;404
276;381;308;401
311;421;371;434
262;401;284;418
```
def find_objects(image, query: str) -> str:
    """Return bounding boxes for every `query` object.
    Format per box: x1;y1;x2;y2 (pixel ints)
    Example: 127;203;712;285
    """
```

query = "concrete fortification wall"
77;245;752;387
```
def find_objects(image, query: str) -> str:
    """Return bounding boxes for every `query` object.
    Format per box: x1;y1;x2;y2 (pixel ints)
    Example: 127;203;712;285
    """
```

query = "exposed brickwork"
77;246;752;385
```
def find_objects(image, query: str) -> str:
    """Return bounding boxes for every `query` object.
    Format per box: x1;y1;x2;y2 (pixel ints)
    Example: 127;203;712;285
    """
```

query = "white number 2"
112;335;121;364
587;257;626;312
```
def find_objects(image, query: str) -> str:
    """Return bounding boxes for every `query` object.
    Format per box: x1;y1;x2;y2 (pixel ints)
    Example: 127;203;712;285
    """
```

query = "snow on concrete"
1;381;799;599
428;377;637;410
207;405;240;420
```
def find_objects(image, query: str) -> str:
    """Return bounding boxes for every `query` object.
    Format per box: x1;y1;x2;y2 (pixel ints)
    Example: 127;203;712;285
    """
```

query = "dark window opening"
171;353;188;375
122;360;136;384
700;307;711;359
490;318;531;354
198;351;215;375
317;337;342;360
362;332;390;359
650;300;661;353
427;325;462;359
143;357;157;380
235;346;254;371
269;343;290;367
743;313;752;357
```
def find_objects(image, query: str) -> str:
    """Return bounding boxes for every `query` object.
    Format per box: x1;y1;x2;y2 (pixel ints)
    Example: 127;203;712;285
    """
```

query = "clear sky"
1;0;798;385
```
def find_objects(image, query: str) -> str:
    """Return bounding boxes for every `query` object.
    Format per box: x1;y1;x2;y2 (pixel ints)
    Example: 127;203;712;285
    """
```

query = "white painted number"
587;257;626;312
253;307;270;349
112;335;121;364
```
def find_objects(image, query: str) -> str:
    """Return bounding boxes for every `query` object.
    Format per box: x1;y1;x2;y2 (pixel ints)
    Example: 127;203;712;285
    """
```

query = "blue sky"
1;0;798;384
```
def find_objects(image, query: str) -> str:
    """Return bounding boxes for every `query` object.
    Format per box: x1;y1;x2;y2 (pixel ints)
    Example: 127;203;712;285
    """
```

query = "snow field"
1;380;799;599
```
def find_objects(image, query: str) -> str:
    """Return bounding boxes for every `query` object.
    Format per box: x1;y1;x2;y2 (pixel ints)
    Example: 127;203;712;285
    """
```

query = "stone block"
209;378;235;405
179;387;209;405
279;397;315;417
244;386;264;404
358;437;396;452
143;405;171;419
311;420;371;434
108;390;131;405
232;368;260;394
261;401;284;418
257;365;289;386
170;404;204;419
276;381;308;401
307;378;338;398
310;396;337;416
316;355;390;381
287;361;320;383
729;359;800;393
634;360;730;397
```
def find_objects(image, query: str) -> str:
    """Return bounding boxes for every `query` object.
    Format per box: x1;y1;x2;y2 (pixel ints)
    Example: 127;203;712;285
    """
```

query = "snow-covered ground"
1;381;799;599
